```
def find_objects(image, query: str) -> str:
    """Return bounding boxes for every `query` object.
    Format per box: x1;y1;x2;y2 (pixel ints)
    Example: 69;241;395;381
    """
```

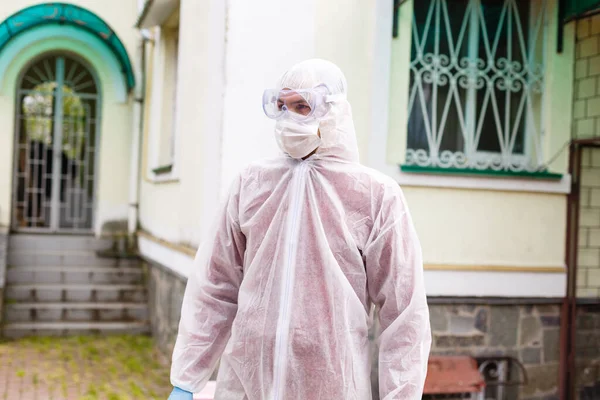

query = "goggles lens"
262;86;331;121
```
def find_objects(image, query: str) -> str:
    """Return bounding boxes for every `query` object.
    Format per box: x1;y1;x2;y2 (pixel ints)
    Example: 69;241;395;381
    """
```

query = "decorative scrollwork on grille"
405;0;548;172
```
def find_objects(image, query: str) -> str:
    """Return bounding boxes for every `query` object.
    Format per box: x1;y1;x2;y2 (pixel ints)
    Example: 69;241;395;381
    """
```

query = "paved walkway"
0;335;172;400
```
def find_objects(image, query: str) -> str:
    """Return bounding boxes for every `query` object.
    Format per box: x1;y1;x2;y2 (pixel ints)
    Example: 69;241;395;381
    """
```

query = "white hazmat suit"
171;59;431;400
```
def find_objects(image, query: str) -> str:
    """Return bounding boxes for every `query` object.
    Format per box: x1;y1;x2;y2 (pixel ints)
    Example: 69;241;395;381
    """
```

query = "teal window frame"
400;165;563;180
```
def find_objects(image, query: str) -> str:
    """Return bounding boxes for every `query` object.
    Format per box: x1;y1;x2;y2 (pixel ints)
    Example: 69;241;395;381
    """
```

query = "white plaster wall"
424;270;566;297
314;0;380;165
403;187;567;268
138;0;228;247
139;0;377;247
219;0;317;194
0;0;139;232
218;0;568;270
136;0;569;297
0;93;14;227
219;0;388;187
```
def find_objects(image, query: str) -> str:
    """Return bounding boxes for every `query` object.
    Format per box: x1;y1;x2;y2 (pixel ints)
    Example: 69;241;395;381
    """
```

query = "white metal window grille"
406;0;547;172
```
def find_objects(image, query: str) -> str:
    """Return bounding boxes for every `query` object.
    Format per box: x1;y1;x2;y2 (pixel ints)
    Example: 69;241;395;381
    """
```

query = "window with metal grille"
147;5;180;177
157;25;179;168
406;0;548;172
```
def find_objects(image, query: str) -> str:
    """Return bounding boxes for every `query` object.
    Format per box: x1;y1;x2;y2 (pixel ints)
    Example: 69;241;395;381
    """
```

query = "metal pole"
50;57;65;231
568;144;583;400
559;142;576;400
127;31;150;250
559;138;600;400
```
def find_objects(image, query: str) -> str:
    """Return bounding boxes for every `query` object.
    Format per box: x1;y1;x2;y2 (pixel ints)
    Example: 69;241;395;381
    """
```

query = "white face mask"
274;119;322;159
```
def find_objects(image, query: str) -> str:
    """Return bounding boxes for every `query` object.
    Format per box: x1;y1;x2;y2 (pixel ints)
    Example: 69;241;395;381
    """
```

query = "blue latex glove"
168;387;193;400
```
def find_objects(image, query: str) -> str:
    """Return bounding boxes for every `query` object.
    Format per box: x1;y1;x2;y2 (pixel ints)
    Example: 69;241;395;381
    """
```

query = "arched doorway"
11;53;100;232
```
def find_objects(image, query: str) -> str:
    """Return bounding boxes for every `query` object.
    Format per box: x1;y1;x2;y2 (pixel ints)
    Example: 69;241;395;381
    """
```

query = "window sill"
146;164;179;184
400;165;564;180
375;164;572;194
152;164;173;175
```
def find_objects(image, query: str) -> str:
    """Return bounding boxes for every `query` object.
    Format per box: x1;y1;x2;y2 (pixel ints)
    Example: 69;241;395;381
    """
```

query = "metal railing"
477;356;527;400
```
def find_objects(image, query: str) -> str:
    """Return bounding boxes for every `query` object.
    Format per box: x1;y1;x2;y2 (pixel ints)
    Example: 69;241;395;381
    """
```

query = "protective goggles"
262;85;343;121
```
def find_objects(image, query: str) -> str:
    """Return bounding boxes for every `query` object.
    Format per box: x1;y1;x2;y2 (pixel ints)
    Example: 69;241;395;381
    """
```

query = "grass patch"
86;383;99;397
108;364;118;376
1;335;171;399
60;351;74;362
129;380;144;397
82;344;100;361
124;357;143;374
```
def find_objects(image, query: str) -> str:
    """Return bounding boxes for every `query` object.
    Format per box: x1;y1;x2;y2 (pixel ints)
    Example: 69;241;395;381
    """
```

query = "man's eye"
277;101;284;110
295;104;311;115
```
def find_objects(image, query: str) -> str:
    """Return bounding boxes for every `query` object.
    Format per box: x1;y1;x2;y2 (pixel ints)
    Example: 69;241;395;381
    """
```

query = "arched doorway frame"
0;6;136;235
11;51;102;232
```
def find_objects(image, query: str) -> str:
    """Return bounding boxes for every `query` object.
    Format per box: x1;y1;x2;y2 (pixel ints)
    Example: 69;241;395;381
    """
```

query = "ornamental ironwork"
406;0;547;172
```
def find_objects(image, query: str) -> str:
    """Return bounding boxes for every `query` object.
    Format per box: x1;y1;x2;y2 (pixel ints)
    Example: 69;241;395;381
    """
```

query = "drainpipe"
127;30;151;251
559;141;579;400
559;138;600;400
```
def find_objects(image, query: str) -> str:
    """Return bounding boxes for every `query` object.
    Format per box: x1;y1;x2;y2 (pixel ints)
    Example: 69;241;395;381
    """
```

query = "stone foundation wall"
428;302;561;400
143;262;598;400
574;304;600;397
144;261;186;358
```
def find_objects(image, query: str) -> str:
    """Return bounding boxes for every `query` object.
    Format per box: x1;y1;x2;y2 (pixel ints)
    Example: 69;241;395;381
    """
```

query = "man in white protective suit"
168;59;431;400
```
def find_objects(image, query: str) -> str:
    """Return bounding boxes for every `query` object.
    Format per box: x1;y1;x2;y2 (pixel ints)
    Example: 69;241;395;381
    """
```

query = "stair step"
8;265;143;272
5;283;146;303
6;265;143;284
7;283;144;290
8;234;113;251
5;301;147;309
4;302;148;323
7;250;140;267
2;321;150;338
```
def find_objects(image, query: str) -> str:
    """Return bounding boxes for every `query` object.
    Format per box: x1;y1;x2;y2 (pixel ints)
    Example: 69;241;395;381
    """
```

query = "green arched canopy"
0;3;135;91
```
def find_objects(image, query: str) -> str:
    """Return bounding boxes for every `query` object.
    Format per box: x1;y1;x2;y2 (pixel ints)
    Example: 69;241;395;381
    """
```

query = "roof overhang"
564;0;600;22
136;0;179;29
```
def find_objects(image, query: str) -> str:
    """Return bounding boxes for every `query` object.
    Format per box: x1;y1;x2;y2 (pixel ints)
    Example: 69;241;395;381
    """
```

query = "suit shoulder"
351;164;403;193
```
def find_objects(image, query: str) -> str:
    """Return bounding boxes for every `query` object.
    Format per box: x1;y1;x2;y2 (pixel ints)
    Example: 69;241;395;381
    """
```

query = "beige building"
0;0;599;398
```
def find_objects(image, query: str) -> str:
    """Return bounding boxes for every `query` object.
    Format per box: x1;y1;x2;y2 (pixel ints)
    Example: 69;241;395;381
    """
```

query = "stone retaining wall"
144;261;186;358
145;261;595;400
574;304;600;398
428;303;561;399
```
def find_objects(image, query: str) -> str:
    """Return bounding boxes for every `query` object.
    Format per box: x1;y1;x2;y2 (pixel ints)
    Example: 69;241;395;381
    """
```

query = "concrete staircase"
1;234;149;338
